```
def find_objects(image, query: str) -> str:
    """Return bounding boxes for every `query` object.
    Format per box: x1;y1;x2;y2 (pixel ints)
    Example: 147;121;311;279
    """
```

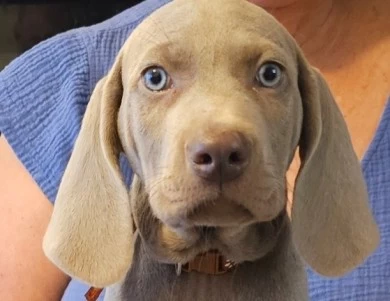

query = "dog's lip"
185;197;255;227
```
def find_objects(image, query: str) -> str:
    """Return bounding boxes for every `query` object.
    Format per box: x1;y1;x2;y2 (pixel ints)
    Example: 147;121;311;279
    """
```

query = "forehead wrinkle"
231;38;292;66
210;0;295;52
128;13;199;71
128;39;194;75
133;16;172;47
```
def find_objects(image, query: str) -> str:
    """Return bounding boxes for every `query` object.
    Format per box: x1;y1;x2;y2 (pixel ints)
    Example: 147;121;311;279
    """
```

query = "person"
0;0;388;300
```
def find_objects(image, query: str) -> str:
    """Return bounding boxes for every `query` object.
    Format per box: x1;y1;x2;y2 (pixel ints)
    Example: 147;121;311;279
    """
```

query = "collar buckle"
181;250;236;275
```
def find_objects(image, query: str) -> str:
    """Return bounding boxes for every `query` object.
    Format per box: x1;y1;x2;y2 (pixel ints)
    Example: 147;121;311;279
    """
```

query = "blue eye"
143;66;169;91
256;62;282;88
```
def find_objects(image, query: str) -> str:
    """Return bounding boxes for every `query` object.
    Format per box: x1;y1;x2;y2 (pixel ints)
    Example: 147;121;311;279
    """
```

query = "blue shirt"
0;0;389;299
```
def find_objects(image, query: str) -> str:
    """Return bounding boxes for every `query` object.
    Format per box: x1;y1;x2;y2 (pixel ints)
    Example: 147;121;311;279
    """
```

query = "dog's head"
43;0;379;288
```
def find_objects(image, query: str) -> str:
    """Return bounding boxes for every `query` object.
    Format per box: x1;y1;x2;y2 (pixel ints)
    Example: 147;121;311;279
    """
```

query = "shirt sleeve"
0;30;91;203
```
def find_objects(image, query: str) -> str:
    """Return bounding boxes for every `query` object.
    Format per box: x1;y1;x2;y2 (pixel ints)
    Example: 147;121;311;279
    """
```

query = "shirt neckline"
361;97;390;171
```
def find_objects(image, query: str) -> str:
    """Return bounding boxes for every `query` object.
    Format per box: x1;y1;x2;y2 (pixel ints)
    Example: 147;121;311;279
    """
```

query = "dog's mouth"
156;197;258;237
187;197;256;228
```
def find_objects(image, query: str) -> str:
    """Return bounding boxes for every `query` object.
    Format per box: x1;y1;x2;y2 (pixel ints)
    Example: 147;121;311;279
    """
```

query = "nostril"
187;133;250;183
194;153;213;165
228;151;242;164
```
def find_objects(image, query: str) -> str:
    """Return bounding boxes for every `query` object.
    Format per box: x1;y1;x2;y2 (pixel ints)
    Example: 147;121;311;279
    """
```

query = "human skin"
0;0;389;299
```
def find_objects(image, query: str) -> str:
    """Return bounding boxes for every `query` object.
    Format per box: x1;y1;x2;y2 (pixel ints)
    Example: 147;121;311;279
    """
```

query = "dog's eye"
256;62;282;88
143;67;170;91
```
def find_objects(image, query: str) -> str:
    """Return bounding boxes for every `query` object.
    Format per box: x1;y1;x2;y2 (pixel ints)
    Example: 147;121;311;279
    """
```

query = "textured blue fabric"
0;0;389;299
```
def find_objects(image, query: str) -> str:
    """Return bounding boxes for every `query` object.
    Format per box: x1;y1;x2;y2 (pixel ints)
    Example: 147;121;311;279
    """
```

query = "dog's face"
43;0;379;288
116;0;302;262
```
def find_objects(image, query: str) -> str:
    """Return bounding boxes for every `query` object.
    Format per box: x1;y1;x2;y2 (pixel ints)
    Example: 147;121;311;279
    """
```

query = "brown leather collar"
178;249;236;275
85;287;103;301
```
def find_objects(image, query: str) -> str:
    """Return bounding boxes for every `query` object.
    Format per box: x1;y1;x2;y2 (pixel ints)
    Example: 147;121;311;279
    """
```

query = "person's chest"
321;42;390;161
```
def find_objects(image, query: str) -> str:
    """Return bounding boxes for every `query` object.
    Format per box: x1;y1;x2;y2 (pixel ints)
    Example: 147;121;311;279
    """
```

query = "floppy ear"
43;51;134;287
291;52;380;277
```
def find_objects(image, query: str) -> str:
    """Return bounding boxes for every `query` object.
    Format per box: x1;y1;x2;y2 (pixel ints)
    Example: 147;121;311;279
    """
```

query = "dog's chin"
146;212;285;265
157;196;258;231
148;174;285;232
138;193;287;265
186;199;256;228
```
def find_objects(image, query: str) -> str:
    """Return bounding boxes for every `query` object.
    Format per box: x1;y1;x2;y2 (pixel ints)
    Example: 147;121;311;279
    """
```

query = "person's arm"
0;135;70;300
0;23;94;300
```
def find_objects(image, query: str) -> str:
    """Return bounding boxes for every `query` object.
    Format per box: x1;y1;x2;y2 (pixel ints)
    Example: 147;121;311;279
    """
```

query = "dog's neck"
103;215;308;301
101;178;309;300
175;211;288;276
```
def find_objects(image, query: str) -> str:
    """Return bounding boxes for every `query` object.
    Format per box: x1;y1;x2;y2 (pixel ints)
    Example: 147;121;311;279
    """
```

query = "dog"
42;0;380;300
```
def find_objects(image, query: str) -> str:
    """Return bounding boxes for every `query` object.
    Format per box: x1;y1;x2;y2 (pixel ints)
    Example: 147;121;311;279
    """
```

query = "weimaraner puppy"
43;0;380;300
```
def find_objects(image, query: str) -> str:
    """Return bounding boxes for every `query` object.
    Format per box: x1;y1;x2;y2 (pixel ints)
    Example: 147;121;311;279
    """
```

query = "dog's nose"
188;132;250;183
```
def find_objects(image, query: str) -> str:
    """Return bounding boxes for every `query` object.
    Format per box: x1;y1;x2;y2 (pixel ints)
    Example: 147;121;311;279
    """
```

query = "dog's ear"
291;51;380;277
43;51;134;287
